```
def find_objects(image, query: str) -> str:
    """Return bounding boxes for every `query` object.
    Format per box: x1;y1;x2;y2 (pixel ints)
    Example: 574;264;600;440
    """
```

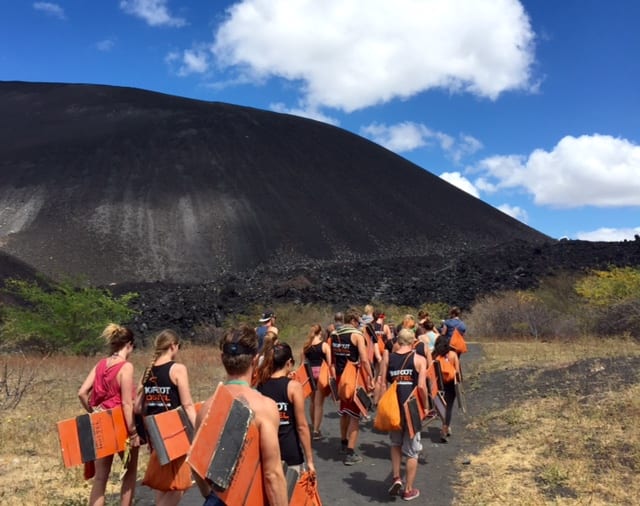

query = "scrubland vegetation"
0;267;638;504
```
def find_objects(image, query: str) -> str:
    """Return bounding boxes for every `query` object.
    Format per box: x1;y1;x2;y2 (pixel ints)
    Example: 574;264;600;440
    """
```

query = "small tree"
1;278;138;355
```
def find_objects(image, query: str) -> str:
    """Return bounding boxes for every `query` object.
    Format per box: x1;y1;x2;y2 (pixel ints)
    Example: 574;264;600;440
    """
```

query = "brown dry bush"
468;290;567;340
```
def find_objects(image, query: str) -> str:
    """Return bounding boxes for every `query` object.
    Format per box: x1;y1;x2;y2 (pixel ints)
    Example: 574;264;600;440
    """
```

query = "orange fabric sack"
373;381;401;432
142;451;192;491
338;360;357;401
317;361;331;395
436;355;456;383
449;328;468;354
290;471;322;506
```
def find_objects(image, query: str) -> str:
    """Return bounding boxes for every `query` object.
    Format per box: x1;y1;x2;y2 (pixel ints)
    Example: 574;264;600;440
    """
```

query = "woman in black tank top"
255;342;316;476
301;324;332;440
137;329;196;505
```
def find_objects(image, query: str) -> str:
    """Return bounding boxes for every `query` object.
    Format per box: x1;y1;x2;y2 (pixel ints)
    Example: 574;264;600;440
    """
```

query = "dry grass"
457;338;640;506
473;336;640;373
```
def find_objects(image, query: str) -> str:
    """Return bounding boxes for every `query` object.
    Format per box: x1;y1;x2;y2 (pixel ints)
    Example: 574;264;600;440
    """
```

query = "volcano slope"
1;81;547;286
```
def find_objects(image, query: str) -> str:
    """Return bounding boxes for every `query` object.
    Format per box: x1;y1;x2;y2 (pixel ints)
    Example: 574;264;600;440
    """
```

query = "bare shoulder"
415;353;428;372
246;390;279;427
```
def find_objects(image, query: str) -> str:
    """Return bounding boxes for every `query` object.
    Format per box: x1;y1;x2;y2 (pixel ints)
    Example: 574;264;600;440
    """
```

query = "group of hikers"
76;304;467;505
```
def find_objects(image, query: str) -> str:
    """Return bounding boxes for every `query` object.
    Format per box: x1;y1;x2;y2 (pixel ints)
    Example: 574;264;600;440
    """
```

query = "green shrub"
1;278;138;355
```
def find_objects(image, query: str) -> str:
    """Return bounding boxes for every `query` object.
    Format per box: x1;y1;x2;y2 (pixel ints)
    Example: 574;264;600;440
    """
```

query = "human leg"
401;431;422;501
89;455;113;506
119;446;138;506
346;415;360;450
312;390;325;436
442;382;456;439
388;431;403;495
340;413;349;439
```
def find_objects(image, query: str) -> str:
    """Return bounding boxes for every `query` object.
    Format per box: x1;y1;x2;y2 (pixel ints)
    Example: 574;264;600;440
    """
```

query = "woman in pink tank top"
78;323;140;506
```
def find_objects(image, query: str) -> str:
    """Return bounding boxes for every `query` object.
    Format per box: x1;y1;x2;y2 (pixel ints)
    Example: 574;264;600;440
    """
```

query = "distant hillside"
0;81;549;284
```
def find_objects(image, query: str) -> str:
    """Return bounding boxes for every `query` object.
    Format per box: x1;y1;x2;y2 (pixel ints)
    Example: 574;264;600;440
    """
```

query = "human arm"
415;355;428;407
193;397;215;498
322;342;331;366
289;380;315;474
354;332;374;390
379;349;390;387
78;365;97;413
258;398;288;506
450;351;462;380
171;363;197;427
118;362;140;447
373;334;382;363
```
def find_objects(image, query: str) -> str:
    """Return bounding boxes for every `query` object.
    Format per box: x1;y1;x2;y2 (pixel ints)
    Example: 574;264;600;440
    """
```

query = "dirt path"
133;344;483;505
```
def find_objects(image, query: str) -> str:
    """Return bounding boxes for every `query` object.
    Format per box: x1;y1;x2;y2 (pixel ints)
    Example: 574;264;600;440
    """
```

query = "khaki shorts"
389;429;422;459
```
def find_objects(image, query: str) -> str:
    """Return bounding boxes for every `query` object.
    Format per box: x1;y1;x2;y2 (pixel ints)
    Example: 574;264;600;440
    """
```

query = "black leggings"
443;381;456;426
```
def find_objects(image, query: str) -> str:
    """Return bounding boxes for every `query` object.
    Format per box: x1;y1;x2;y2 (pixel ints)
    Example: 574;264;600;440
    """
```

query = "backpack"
436;354;456;383
373;352;414;432
373;381;401;432
338;360;358;401
449;328;468;354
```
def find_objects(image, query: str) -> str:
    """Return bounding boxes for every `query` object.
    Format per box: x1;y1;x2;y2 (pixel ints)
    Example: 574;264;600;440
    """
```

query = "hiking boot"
402;488;420;501
343;453;363;466
388;477;403;496
312;430;322;441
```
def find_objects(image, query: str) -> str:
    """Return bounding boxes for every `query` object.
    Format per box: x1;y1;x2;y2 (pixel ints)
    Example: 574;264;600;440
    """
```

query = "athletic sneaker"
312;430;322;441
343;453;363;466
402;488;420;501
388;477;403;496
340;443;348;454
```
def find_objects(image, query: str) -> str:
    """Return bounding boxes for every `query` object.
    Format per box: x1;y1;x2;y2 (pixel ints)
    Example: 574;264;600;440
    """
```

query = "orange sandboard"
144;402;203;466
293;363;316;399
188;384;264;505
403;387;429;439
57;406;127;468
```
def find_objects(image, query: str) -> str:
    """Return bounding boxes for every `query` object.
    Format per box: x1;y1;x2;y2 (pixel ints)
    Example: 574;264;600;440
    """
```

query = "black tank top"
304;342;325;366
331;325;360;375
143;361;182;416
387;352;418;407
257;377;304;466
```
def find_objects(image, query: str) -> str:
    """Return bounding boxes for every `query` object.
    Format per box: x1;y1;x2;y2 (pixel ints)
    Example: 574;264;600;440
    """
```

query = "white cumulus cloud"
120;0;186;27
440;172;480;198
33;2;65;19
576;227;640;242
360;121;482;161
96;38;116;52
270;103;339;126
211;0;536;112
166;48;210;76
497;203;528;223
475;134;640;208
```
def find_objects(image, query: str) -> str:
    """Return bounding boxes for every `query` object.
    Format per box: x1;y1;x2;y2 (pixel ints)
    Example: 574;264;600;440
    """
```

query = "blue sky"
2;0;639;241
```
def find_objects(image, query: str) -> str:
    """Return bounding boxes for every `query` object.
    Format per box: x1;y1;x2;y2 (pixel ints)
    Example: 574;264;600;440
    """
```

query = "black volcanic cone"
0;81;549;285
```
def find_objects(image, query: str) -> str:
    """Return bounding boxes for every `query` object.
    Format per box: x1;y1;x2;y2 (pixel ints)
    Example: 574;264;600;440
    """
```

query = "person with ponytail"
78;323;140;506
256;342;316;476
301;324;331;440
138;329;196;506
